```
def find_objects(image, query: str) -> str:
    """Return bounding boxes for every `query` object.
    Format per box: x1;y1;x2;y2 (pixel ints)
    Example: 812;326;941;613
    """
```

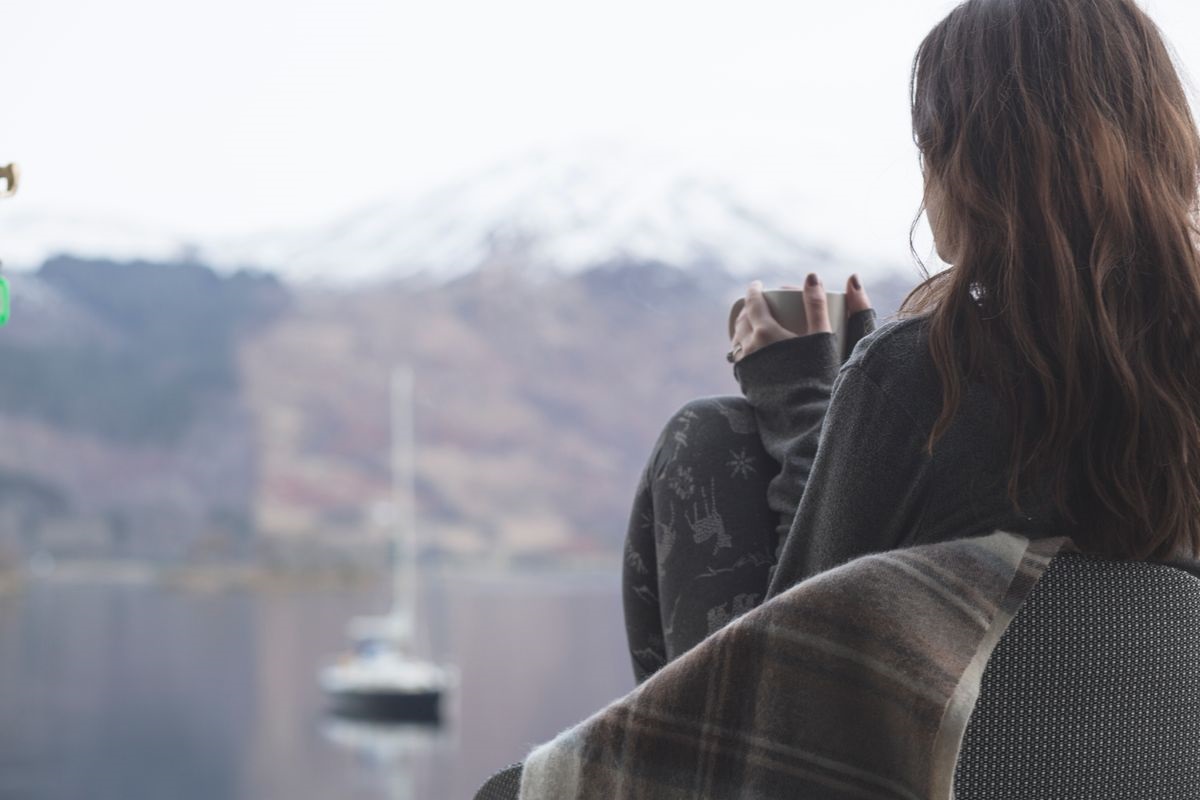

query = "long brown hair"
898;0;1200;561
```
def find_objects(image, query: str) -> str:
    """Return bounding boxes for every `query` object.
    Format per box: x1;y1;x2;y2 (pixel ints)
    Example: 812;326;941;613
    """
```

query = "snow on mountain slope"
1;141;901;287
203;141;853;286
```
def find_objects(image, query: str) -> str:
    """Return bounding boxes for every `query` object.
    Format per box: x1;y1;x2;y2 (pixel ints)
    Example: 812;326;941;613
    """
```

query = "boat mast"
389;364;418;646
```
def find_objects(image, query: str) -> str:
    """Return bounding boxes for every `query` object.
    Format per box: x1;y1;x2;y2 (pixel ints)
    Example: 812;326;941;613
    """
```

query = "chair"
474;763;523;800
952;551;1200;798
475;551;1200;799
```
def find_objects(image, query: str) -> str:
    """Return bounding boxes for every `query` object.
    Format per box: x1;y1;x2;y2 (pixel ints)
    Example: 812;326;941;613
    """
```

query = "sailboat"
319;365;457;722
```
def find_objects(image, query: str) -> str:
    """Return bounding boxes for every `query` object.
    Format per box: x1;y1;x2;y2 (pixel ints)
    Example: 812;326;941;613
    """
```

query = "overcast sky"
4;0;1200;267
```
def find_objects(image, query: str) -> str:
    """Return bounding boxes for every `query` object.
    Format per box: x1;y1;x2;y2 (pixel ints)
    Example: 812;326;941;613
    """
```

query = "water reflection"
322;717;457;800
0;567;631;799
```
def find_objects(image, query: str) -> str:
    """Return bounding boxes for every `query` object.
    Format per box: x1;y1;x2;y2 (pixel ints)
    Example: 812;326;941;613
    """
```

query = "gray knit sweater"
733;310;1200;599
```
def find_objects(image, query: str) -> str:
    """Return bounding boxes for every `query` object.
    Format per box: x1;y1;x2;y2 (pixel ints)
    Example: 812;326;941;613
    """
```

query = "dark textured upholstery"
474;552;1200;799
473;763;522;800
954;551;1200;798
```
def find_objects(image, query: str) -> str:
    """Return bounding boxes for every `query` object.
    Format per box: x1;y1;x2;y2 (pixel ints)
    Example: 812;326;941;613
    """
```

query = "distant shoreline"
0;556;622;593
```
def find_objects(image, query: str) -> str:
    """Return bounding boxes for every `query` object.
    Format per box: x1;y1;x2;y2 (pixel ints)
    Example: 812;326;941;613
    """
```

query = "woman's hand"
730;273;873;363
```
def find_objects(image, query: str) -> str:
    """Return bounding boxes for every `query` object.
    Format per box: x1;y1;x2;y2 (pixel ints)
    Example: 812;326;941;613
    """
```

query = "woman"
623;0;1200;685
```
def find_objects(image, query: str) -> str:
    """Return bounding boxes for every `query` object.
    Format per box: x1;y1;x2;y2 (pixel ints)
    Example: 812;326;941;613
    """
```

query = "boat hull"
325;688;443;722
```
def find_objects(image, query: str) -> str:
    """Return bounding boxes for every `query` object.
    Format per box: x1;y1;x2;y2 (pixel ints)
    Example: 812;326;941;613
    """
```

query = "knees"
648;395;760;476
667;396;758;437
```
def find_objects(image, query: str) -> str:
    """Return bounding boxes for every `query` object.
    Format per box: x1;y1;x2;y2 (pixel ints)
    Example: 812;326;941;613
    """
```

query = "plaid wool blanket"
518;530;1078;800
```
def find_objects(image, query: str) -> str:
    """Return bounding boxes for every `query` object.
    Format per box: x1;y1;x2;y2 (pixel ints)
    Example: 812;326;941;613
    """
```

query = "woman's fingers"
845;274;872;314
743;280;789;342
804;274;832;334
733;307;753;345
743;281;776;328
788;274;872;324
732;280;797;362
730;274;877;365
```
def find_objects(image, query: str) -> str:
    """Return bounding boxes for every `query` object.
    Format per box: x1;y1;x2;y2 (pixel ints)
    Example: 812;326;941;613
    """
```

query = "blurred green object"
1;162;17;326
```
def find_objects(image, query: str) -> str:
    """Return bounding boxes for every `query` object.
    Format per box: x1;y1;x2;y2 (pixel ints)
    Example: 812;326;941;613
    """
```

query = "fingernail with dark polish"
807;274;818;287
852;275;861;290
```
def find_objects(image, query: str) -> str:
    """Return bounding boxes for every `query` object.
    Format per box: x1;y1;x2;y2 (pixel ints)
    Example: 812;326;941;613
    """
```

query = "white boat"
319;365;457;722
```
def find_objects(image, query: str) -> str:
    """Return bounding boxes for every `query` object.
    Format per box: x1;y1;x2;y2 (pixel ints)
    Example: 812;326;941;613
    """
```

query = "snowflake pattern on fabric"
686;476;732;555
625;396;783;684
726;447;758;479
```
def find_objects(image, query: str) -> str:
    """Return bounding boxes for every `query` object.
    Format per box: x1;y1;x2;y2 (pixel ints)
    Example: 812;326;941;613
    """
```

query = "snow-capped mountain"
2;140;899;287
204;140;857;285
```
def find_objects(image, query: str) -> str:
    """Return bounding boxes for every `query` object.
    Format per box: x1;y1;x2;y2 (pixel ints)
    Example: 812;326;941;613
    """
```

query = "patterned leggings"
622;395;780;685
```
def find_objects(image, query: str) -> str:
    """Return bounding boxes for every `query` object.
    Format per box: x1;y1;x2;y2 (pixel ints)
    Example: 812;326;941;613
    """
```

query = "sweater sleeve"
733;332;842;553
735;339;934;601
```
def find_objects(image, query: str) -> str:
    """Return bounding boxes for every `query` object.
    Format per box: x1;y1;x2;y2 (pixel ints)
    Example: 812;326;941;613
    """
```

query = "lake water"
0;568;634;800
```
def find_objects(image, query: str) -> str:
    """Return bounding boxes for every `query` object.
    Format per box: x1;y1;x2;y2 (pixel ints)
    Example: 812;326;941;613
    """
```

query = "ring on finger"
726;341;744;363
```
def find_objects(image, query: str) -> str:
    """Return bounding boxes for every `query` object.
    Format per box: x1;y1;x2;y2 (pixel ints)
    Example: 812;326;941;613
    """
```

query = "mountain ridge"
4;141;909;288
0;253;921;566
